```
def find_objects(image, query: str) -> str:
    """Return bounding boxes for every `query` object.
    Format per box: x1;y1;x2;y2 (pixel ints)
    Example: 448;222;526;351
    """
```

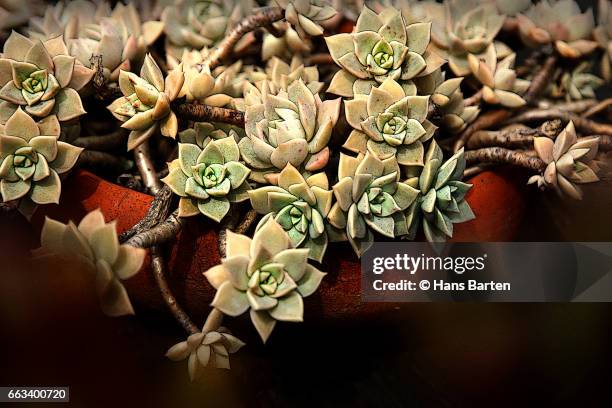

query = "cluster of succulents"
36;209;146;316
107;55;184;150
531;121;600;200
1;0;609;385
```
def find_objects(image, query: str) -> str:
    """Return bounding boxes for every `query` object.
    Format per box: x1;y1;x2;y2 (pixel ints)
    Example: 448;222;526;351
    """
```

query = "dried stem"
151;246;198;335
454;55;558;152
304;53;336;65
73;129;127;151
587;135;612;151
218;209;242;259
134;141;163;194
119;185;174;243
467;120;562;149
89;55;122;101
463;164;494;178
583;98;612;118
537;99;597;112
125;209;185;248
205;6;285;70
202;308;224;333
76;150;131;173
174;103;245;127
464;147;546;171
507;109;612;136
235;209;258;235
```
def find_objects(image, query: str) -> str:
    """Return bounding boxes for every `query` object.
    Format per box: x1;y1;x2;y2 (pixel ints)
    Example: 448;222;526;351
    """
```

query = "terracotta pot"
30;170;526;323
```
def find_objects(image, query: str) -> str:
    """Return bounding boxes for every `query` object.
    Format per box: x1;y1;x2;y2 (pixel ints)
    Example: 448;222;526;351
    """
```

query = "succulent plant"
593;0;612;81
1;0;43;34
405;140;474;242
325;6;443;97
235;56;325;110
107;54;184;151
517;0;598;58
422;0;507;76
204;218;327;342
69;2;164;85
27;0;108;40
0;32;93;123
249;164;333;262
413;68;479;133
274;0;337;37
494;0;531;16
344;78;435;164
166;325;245;380
178;122;241;149
468;44;530;108
531;121;600;200
161;0;251;61
240;79;340;183
550;62;604;101
36;209;145;316
261;22;313;61
162;138;251;221
181;57;234;106
328;153;419;257
0;108;82;214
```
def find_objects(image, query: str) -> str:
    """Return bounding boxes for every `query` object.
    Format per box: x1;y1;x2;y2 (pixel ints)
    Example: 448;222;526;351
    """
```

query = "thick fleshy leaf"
268;291;304;322
49;142;82;174
250;309;276;343
89;221;120;265
113;245;145;280
212;281;250;317
198;197;230;222
296;264;326;297
29;169;61;204
54;88;87;121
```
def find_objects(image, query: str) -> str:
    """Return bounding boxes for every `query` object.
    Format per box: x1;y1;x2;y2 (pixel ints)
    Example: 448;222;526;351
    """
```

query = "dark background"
2;0;612;406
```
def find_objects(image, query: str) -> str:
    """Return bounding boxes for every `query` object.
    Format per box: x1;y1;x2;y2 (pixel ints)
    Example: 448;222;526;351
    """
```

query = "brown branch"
134;140;163;194
464;147;546;171
119;185;174;243
587;135;612;151
523;55;557;105
73;129;127;151
205;6;285;70
217;209;242;259
304;53;335;66
151;246;198;334
467;120;562;149
89;54;122;101
454;55;559;152
507;109;612;136
76;150;132;173
235;209;258;235
583;98;612;118
538;99;597;112
125;209;185;248
174;103;245;127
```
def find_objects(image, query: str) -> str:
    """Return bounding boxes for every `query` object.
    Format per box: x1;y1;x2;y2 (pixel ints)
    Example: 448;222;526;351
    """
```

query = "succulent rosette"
0;108;82;214
162;138;251;221
328;153;419;257
593;0;612;82
468;45;530;108
261;22;313;61
413;68;479;133
550;62;604;101
204;218;327;342
343;78;434;164
27;0;107;40
530;121;600;200
70;3;164;84
181;62;234;106
326;6;443;97
178;122;242;149
166;325;245;380
405;140;474;242
249;164;333;262
36;209;145;316
161;0;251;61
274;0;337;37
1;0;43;34
422;0;507;77
240;79;341;183
517;0;598;59
0;32;93;123
107;54;184;151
